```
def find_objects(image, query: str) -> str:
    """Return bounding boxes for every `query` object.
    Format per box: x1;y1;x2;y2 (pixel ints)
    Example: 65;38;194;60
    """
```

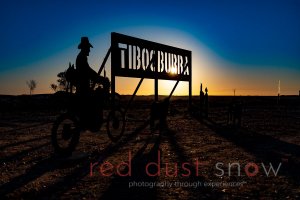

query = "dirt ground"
0;95;300;199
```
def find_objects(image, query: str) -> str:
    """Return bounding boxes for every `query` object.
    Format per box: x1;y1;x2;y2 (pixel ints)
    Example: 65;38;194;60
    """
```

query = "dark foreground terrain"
0;94;300;199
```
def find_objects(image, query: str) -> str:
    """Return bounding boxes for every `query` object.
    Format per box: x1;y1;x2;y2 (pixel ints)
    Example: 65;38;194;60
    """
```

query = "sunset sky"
0;0;299;96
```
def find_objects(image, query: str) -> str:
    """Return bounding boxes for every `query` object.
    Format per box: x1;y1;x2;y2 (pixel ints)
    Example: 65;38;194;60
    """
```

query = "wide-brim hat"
78;37;93;49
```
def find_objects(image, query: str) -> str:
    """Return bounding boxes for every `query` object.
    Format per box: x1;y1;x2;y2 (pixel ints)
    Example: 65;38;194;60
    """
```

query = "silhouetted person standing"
204;87;209;118
76;37;109;131
199;83;204;118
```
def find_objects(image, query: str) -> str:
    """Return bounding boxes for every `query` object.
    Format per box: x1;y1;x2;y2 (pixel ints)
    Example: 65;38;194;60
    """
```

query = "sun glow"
170;67;177;74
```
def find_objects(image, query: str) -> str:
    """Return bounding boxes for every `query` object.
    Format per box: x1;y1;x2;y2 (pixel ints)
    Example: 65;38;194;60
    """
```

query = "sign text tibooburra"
111;32;192;81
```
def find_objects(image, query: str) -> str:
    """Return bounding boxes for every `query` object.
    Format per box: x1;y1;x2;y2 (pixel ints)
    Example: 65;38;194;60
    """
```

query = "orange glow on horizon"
1;28;299;97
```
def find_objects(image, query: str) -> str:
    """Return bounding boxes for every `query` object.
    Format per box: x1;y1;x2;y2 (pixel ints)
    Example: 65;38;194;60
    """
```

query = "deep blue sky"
0;0;299;95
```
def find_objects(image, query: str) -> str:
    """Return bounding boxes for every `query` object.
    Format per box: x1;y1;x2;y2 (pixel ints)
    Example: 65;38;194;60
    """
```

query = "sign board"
110;32;192;108
111;32;192;81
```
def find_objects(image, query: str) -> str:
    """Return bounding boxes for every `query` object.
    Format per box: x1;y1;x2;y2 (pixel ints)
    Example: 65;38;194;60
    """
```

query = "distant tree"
26;80;37;95
57;71;67;91
50;83;58;93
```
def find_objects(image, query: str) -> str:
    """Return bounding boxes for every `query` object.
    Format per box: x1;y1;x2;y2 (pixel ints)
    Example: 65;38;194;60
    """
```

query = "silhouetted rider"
76;37;109;95
76;37;109;131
